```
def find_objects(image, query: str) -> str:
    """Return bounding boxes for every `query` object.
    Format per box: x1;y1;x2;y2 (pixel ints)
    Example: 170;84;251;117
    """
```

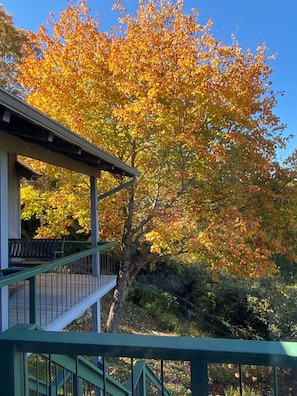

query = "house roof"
16;159;42;180
0;89;139;178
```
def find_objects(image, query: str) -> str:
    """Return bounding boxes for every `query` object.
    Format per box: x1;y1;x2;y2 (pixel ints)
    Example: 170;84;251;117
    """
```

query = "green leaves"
0;5;28;95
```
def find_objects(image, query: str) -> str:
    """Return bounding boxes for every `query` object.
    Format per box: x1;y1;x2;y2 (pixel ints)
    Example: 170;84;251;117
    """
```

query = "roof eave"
0;89;140;178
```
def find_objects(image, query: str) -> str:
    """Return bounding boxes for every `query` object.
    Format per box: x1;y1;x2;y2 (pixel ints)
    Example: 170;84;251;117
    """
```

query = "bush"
272;254;297;284
128;285;178;318
137;259;297;341
137;258;193;297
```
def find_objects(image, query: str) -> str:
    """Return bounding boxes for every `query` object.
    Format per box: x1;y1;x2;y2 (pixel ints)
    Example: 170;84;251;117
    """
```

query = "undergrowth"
68;290;297;395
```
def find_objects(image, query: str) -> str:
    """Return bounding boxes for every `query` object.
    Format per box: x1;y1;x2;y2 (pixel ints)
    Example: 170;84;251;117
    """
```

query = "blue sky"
1;0;296;160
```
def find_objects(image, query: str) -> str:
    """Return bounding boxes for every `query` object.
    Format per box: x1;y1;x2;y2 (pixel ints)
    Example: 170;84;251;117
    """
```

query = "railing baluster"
54;361;58;396
15;282;19;323
103;357;107;396
161;359;165;396
22;352;27;396
48;354;52;396
63;367;67;395
131;357;134;396
35;353;39;396
65;264;68;306
38;274;41;326
239;364;243;396
24;280;27;323
73;355;79;396
50;271;53;323
273;366;279;396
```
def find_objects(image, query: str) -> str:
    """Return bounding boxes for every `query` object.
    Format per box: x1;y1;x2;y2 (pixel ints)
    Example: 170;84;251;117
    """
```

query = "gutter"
97;175;137;201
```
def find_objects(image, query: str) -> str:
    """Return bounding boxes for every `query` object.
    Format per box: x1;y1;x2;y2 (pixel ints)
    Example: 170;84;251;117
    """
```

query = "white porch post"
0;149;9;331
90;176;101;334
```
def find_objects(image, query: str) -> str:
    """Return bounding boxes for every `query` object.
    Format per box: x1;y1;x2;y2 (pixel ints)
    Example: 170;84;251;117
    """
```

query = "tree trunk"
105;266;132;333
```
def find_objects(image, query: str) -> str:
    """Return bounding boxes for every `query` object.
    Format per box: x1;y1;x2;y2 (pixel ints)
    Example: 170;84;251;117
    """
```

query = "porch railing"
0;324;297;395
0;241;117;329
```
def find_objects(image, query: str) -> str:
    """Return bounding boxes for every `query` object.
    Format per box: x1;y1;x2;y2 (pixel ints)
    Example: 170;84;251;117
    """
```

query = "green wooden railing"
1;241;116;287
27;354;171;396
1;323;297;395
126;360;171;396
28;350;131;395
0;243;172;395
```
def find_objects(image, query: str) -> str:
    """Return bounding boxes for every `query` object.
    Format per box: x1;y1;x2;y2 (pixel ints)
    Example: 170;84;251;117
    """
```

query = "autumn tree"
0;4;28;95
18;1;297;332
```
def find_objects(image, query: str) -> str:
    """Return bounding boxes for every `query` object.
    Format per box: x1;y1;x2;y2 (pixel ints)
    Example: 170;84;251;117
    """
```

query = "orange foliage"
18;0;296;279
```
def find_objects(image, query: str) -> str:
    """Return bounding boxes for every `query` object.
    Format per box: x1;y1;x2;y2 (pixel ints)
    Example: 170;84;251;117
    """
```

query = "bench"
8;238;65;267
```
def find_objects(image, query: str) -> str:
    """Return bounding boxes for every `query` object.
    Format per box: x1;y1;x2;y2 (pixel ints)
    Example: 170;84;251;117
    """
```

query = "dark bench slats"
8;238;65;266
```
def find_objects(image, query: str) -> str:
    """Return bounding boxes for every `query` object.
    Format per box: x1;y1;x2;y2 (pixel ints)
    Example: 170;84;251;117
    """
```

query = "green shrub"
272;254;297;284
128;284;179;326
159;312;180;332
137;259;297;340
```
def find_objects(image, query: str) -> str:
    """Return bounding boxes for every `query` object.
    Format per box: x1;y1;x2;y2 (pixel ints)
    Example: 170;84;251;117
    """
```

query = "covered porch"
0;88;139;333
6;242;117;331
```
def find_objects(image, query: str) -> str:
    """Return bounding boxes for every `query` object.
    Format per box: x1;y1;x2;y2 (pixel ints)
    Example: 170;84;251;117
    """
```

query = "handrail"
0;241;116;288
1;324;297;395
2;324;297;367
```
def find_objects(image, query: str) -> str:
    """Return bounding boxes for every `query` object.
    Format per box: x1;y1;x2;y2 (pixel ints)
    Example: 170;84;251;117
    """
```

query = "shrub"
128;284;179;329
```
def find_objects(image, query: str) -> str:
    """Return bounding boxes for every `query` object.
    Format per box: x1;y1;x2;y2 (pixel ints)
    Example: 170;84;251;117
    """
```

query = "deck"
9;273;116;330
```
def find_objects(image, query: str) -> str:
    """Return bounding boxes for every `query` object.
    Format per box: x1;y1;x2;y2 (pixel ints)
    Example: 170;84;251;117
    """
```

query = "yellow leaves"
145;230;166;254
21;185;44;220
16;0;295;279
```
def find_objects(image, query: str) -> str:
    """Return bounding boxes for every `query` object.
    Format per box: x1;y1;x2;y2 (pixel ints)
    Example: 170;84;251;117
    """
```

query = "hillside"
67;291;295;395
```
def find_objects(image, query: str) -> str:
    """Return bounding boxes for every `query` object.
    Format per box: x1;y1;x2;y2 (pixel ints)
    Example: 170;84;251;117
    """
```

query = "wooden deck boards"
9;273;116;330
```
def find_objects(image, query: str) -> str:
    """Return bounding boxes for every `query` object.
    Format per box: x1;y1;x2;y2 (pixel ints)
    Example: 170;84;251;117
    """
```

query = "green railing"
28;350;132;395
126;360;171;396
0;242;116;328
1;324;297;395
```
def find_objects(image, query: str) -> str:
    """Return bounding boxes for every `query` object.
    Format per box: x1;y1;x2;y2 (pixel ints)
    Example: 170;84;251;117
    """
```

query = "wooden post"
190;359;208;396
90;175;100;276
0;149;9;332
0;343;28;396
90;176;101;336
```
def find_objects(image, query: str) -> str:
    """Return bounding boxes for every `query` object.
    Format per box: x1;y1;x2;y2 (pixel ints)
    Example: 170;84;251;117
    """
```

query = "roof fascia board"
0;89;140;178
0;130;101;177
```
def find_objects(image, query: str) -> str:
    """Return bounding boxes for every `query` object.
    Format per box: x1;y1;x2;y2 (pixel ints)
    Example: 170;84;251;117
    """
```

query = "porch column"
8;153;21;238
90;176;101;334
0;149;9;331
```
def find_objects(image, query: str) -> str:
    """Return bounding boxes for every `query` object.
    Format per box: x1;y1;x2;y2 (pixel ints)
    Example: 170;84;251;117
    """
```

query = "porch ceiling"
0;89;139;178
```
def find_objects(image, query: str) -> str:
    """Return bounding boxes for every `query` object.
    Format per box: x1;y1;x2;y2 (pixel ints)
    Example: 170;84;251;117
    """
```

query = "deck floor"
9;273;116;330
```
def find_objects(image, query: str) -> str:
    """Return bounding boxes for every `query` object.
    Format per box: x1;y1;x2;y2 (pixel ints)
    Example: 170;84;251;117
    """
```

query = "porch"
1;241;117;331
0;87;139;335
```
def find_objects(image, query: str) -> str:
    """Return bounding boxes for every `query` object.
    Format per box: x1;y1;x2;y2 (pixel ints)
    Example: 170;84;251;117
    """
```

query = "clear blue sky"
1;0;296;160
